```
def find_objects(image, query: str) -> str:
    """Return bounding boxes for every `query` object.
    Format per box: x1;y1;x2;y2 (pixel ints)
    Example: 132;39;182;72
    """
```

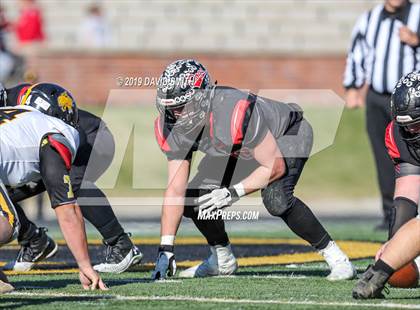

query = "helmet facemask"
398;117;420;148
157;88;211;134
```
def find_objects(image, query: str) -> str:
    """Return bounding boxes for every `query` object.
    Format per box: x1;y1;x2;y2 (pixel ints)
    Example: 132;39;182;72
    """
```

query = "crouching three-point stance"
0;83;142;274
0;83;106;291
151;59;356;281
353;71;420;299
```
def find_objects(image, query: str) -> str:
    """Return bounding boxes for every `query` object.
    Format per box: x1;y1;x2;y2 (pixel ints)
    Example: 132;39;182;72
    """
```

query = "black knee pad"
261;181;295;217
389;197;418;239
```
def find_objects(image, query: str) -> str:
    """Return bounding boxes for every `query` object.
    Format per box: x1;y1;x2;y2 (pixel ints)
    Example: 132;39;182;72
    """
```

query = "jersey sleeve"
39;134;77;208
385;121;401;164
154;116;193;161
230;99;268;149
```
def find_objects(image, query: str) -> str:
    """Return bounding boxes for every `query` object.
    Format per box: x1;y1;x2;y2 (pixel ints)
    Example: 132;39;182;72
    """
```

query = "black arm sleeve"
8;182;46;203
39;142;76;208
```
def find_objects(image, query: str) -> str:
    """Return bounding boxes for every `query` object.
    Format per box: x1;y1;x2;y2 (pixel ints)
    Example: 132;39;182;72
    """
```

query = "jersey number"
0;109;28;126
63;175;74;199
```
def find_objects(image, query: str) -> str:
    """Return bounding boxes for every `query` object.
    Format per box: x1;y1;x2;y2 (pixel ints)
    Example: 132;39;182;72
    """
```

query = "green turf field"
1;105;407;309
1;220;419;309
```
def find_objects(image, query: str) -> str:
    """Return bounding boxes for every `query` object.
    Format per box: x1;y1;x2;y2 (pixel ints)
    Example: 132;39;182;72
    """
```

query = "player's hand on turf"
152;247;176;280
79;268;108;290
197;187;240;215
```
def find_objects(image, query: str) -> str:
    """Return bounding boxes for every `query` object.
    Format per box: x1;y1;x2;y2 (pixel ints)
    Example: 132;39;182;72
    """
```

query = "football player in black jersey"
383;71;420;240
0;83;142;273
151;59;355;280
0;83;107;291
353;71;420;298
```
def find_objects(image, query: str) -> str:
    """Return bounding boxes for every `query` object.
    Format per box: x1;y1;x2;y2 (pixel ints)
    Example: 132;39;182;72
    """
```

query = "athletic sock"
191;216;230;246
281;198;331;250
15;203;37;242
78;186;125;244
373;259;395;278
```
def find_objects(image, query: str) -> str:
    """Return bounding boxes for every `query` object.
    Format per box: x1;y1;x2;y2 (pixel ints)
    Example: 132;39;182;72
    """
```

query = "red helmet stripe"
193;70;206;88
17;85;31;105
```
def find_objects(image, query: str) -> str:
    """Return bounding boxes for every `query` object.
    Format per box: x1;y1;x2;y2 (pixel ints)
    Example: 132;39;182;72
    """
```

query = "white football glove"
197;187;240;215
151;249;176;280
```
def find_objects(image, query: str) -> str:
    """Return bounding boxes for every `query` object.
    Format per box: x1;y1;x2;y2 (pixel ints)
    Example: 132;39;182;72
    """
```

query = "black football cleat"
94;233;143;274
4;227;58;272
352;265;390;299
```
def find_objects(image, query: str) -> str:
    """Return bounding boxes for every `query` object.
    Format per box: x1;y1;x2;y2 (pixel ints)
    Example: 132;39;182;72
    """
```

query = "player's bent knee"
389;197;418;238
261;183;294;217
0;217;13;246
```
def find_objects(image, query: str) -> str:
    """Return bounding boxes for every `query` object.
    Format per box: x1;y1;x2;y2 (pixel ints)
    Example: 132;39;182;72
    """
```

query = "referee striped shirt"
344;1;420;94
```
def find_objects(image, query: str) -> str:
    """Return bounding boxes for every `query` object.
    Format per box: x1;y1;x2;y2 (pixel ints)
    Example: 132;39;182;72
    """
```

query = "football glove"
151;246;176;280
196;187;240;215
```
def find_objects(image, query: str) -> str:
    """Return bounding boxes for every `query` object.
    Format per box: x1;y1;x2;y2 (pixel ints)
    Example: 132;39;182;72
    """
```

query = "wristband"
233;183;246;197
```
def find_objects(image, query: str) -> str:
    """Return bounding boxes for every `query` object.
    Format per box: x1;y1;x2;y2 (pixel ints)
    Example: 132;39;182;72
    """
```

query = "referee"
344;0;420;230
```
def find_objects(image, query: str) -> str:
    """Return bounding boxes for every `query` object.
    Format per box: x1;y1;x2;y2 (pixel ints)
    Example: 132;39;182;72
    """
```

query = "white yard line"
7;292;420;309
223;275;307;279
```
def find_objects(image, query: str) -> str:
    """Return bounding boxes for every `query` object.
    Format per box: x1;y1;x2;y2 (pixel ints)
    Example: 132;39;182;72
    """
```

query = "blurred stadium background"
0;0;388;223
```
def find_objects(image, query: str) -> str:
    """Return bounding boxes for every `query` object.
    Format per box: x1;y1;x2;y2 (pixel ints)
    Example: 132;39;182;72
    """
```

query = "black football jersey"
385;121;420;166
155;86;303;161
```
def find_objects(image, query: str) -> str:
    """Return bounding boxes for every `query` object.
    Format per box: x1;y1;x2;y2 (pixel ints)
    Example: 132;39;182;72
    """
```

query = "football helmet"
19;83;79;128
156;59;214;133
391;71;420;147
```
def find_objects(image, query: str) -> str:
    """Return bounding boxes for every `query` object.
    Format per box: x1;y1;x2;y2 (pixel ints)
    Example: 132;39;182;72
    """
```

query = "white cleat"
179;244;238;278
0;280;14;294
319;241;356;281
0;271;14;294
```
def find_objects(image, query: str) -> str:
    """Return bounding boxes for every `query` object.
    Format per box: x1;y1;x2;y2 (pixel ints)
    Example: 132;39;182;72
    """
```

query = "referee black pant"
366;89;395;223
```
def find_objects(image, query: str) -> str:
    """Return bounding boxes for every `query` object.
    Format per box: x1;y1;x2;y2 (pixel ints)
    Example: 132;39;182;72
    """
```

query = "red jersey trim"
47;135;72;170
154;117;171;152
209;112;214;139
385;121;401;160
231;99;250;145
